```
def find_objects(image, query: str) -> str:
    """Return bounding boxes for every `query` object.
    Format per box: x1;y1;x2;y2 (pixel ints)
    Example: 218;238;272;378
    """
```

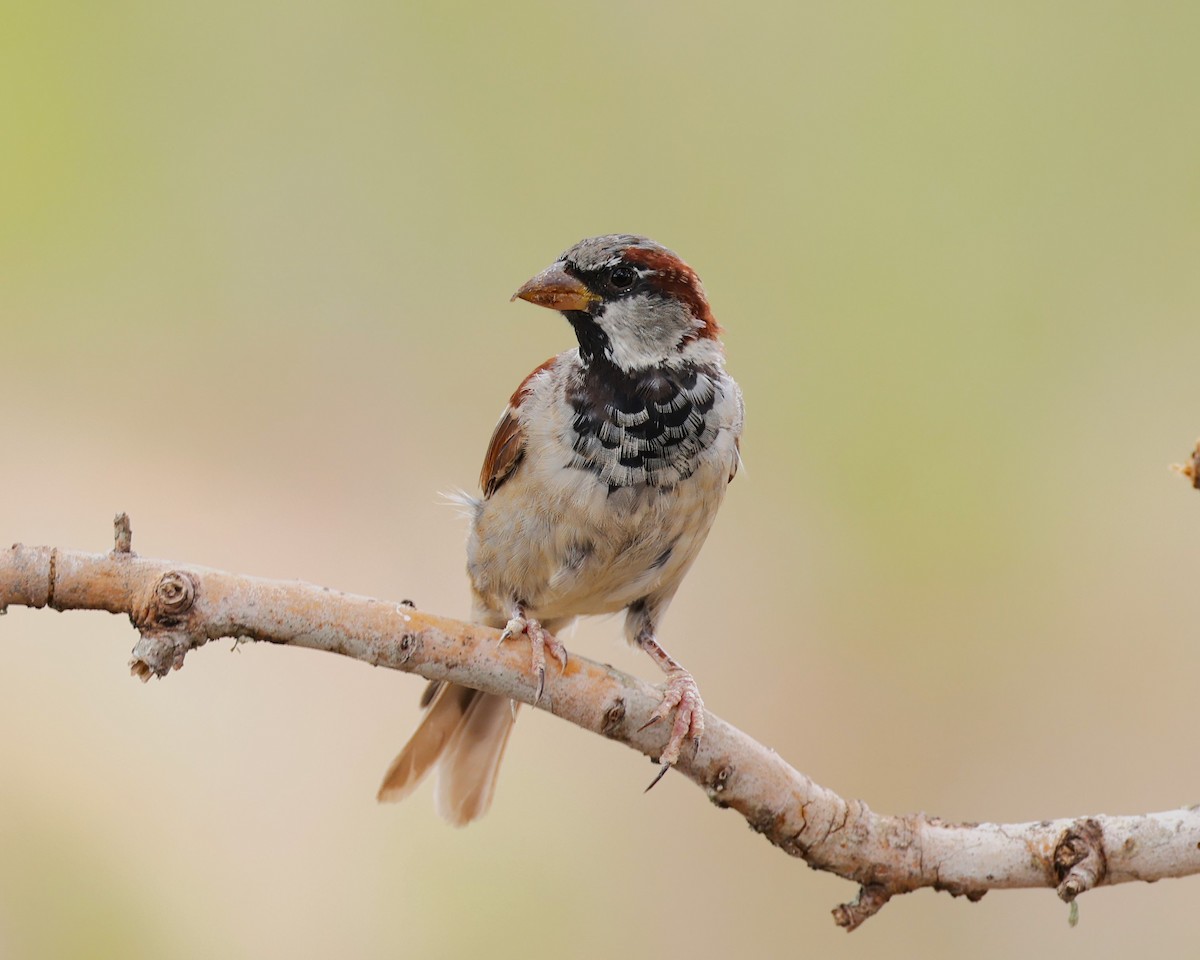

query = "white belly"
466;439;734;623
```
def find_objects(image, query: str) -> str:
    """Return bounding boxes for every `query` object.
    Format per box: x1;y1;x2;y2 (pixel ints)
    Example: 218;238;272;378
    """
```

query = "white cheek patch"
596;295;698;371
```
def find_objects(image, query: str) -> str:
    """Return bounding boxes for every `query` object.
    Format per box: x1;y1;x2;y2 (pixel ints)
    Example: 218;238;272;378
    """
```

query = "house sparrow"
378;234;744;825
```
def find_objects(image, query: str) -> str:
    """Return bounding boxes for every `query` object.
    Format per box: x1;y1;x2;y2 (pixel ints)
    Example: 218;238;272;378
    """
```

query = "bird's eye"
608;266;636;290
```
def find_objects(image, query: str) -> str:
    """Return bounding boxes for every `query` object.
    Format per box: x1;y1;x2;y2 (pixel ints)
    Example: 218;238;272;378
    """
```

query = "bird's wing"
479;356;557;498
479;405;525;498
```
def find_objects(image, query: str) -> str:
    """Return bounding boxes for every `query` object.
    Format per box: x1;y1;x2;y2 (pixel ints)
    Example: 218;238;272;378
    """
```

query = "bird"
377;234;744;825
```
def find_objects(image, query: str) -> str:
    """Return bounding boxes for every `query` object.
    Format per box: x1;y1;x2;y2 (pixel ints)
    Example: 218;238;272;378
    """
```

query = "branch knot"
1054;818;1107;902
152;571;196;626
128;570;202;681
601;698;627;738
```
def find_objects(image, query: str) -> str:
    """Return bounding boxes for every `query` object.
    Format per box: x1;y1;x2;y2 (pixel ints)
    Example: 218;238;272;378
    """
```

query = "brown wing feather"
480;406;525;497
479;357;557;498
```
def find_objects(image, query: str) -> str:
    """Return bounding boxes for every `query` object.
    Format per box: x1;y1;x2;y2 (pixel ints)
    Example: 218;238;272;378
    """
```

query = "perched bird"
378;234;744;825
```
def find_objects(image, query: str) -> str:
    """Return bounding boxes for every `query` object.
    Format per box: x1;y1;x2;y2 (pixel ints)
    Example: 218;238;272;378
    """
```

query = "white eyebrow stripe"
592;256;657;280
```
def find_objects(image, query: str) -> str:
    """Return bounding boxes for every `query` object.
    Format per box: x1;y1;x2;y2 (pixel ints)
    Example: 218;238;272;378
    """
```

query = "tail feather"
434;692;517;826
376;683;517;826
378;615;570;826
377;684;478;804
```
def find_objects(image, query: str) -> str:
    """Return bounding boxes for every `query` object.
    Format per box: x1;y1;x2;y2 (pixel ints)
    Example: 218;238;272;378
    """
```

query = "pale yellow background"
3;2;1199;958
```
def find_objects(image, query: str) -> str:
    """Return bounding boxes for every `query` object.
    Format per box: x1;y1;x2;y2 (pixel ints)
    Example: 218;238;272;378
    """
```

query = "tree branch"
2;516;1199;931
1176;439;1200;489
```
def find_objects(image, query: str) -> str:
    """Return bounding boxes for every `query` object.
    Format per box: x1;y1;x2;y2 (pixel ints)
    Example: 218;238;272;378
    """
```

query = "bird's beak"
511;262;599;312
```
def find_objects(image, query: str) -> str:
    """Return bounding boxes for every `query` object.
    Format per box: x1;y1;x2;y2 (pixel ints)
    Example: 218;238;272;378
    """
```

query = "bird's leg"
497;603;568;705
636;631;705;782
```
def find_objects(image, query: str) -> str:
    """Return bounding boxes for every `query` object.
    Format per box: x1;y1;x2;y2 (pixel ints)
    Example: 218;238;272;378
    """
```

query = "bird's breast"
466;359;742;621
563;362;724;492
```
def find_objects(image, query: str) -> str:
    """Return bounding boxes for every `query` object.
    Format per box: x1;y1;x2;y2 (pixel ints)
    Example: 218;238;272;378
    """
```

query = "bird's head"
512;234;721;372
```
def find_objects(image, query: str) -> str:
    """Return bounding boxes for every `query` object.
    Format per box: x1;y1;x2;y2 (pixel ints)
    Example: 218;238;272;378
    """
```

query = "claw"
644;763;671;793
534;666;546;705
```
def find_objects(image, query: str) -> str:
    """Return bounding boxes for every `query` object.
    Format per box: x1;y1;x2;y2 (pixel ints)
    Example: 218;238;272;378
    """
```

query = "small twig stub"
1174;440;1200;489
113;512;133;554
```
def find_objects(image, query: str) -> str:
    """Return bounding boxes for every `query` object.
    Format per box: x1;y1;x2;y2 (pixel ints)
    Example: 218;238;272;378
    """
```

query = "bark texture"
2;517;1198;930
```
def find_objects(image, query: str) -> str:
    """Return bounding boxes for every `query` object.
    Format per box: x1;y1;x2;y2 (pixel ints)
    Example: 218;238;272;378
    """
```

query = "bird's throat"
563;310;611;366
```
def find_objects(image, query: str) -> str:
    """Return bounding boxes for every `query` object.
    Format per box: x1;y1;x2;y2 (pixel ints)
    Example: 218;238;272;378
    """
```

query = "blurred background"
3;2;1199;957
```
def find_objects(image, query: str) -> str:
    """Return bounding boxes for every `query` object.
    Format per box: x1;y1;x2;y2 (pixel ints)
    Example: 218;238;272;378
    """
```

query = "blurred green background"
3;2;1199;957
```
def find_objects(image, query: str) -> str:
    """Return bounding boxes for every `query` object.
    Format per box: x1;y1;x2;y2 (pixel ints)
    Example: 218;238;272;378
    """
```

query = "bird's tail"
377;682;517;827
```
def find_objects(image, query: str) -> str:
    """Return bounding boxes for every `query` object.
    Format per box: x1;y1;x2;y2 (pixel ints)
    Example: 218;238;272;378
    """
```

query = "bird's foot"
640;667;705;788
498;615;568;705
